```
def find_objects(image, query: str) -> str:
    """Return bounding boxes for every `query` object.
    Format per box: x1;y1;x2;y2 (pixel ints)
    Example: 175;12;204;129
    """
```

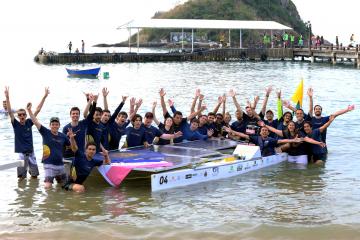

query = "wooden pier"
35;47;360;67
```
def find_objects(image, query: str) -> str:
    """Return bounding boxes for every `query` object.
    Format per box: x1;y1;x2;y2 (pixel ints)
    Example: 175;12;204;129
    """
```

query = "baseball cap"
50;117;60;123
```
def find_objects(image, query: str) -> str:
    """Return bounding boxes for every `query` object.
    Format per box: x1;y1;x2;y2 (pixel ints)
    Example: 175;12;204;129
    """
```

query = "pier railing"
35;47;360;67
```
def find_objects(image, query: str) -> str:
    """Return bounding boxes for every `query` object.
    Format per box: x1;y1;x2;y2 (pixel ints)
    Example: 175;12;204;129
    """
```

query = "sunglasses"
18;113;26;116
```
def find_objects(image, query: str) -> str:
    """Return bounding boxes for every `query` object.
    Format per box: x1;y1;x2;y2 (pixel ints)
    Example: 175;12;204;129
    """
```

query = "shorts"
44;164;67;183
17;152;39;178
288;155;308;165
312;153;327;162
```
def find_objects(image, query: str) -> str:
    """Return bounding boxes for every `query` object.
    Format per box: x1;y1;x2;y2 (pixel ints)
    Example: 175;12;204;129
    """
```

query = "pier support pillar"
310;56;314;63
357;54;360;68
191;29;194;53
239;29;242;49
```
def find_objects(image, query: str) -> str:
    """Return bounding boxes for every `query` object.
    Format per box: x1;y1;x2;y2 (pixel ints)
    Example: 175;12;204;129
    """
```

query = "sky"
0;0;359;49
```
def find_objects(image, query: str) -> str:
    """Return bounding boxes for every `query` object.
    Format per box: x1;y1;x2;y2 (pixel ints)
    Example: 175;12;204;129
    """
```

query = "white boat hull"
151;153;288;191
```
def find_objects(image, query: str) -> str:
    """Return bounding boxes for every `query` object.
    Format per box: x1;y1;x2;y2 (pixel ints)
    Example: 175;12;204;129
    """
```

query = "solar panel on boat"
172;139;239;150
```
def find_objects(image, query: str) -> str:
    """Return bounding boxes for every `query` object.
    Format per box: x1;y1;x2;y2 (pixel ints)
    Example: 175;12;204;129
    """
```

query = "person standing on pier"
290;34;295;48
336;36;339;47
81;40;85;53
5;87;50;180
298;35;304;48
68;41;72;53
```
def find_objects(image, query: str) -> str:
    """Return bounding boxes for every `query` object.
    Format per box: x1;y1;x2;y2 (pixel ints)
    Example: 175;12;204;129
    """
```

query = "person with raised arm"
84;93;109;153
5;87;49;179
304;115;336;164
310;102;354;143
63;128;110;192
27;102;70;189
152;101;176;145
124;114;149;148
228;89;249;140
183;118;214;141
224;126;301;157
159;88;207;143
102;95;128;150
282;87;313;133
259;86;278;138
62;93;95;158
260;120;325;165
142;104;182;145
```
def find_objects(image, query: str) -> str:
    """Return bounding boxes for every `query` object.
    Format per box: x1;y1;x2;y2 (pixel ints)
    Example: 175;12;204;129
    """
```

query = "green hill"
136;0;307;46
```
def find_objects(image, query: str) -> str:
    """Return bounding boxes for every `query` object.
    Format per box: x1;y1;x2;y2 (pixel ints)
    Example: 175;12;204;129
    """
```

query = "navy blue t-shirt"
282;130;307;156
125;127;148;148
157;122;174;145
70;150;103;184
143;124;163;144
39;125;70;165
108;120;130;150
307;128;326;155
310;116;330;142
86;120;108;152
183;122;208;141
197;125;208;135
62;119;88;157
12;118;34;153
173;118;188;143
230;120;247;134
249;136;278;157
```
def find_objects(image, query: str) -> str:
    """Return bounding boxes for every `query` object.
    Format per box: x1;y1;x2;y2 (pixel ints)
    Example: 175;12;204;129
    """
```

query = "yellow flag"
291;79;303;109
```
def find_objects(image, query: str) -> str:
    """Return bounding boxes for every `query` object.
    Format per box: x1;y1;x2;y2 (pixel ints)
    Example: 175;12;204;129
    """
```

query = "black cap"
50;117;60;123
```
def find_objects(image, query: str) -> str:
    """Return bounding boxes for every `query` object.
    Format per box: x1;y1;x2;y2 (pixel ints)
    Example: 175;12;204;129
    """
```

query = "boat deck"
93;139;239;173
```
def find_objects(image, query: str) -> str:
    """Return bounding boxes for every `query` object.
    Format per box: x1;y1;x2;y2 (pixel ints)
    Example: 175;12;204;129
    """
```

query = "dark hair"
70;107;80;115
208;112;216;117
85;142;97;149
283;111;293;118
103;109;110;114
191;118;200;124
144;112;153;118
216;113;224;118
266;110;274;114
118;111;128;118
199;114;207;118
95;107;103;113
132;114;142;122
304;121;312;127
314;105;322;111
295;108;304;114
17;108;26;113
173;111;183;117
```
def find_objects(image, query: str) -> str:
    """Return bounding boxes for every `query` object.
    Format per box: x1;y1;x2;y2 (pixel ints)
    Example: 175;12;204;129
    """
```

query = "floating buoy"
103;72;110;79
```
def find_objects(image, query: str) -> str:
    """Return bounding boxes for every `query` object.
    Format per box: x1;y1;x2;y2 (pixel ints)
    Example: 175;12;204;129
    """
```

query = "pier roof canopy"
118;19;292;30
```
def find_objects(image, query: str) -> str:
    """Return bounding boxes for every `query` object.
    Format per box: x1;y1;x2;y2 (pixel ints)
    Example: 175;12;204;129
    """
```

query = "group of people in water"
2;86;354;192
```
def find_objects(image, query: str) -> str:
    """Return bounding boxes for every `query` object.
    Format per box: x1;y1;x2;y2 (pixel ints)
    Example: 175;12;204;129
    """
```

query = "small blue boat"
66;67;101;78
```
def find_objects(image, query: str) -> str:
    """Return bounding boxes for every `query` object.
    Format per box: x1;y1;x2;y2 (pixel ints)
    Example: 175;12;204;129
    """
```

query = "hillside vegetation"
136;0;307;46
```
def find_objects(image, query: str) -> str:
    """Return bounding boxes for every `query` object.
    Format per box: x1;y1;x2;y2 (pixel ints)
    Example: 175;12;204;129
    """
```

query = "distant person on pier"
298;35;304;48
290;34;295;48
75;48;79;54
336;36;339;47
315;36;320;48
81;40;85;53
282;32;289;48
320;36;324;45
350;34;355;47
68;41;72;53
